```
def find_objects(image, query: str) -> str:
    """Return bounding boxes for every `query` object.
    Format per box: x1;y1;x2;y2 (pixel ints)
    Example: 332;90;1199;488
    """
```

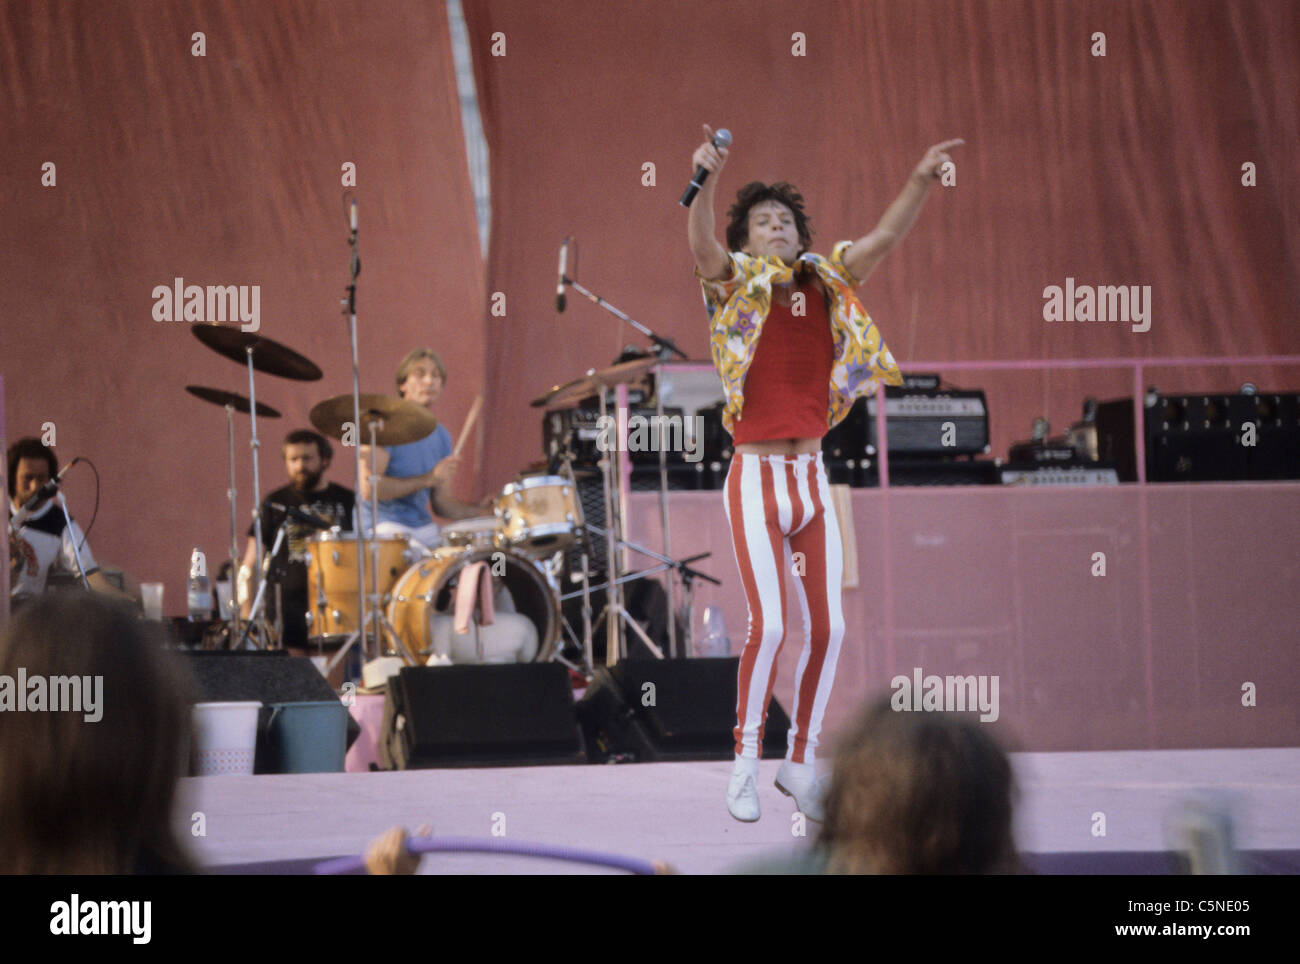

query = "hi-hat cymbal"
310;394;438;447
530;357;659;409
192;324;323;381
185;385;281;417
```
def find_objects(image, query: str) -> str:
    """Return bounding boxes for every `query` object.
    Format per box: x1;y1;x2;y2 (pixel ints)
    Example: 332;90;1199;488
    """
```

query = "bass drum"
386;546;559;663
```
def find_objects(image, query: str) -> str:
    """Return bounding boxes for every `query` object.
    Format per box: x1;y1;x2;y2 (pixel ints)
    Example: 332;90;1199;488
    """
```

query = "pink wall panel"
628;483;1300;751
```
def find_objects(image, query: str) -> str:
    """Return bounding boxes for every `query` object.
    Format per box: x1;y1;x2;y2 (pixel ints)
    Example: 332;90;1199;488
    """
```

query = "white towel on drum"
429;612;538;664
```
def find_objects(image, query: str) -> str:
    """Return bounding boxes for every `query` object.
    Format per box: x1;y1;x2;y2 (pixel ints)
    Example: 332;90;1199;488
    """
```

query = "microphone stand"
560;265;690;661
237;520;289;649
53;492;92;590
341;201;374;667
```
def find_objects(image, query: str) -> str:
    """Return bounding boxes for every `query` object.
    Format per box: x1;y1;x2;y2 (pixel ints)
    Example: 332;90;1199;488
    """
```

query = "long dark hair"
0;594;197;873
818;697;1020;874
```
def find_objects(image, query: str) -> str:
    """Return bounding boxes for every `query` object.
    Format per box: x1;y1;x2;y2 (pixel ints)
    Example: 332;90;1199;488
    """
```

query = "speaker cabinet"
383;663;585;769
576;657;790;762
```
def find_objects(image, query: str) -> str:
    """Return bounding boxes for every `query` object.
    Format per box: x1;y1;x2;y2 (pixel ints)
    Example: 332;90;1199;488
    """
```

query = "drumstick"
452;394;483;459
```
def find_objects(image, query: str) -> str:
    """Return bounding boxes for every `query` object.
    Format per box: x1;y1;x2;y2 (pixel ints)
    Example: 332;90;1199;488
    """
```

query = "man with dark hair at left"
7;437;126;603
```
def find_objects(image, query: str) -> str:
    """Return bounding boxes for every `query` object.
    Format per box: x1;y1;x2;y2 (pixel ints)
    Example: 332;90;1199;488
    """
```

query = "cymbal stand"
594;377;646;663
327;420;422;679
223;402;242;642
243;344;270;648
553;452;594;673
649;345;679;656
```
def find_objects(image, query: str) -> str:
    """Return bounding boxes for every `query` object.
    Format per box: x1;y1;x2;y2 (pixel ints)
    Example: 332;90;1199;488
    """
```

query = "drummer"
358;348;486;549
239;429;355;651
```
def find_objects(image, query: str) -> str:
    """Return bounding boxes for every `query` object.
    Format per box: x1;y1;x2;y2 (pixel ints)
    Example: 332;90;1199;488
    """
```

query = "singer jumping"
685;124;962;822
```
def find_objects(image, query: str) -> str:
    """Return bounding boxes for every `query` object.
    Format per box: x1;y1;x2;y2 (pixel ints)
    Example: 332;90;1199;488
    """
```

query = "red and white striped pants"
724;452;845;763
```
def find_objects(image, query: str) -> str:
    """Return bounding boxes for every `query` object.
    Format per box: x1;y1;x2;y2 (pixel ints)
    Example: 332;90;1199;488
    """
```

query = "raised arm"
687;124;731;282
841;138;964;284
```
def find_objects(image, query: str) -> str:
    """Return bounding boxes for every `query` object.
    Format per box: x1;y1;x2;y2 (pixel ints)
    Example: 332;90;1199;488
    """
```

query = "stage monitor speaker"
575;657;790;762
182;651;335;704
180;651;355;774
384;663;585;769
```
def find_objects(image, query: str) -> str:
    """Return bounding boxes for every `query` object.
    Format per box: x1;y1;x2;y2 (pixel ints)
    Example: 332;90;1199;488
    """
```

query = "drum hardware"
190;325;321;649
442;516;504;550
309;388;447;670
238;516;291;649
185;384;285;646
315;195;420;671
535;361;687;663
539;253;691;660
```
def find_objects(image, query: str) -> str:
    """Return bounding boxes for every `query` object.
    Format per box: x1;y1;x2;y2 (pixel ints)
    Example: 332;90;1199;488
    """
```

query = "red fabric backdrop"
2;1;485;611
3;0;1297;612
464;0;1298;490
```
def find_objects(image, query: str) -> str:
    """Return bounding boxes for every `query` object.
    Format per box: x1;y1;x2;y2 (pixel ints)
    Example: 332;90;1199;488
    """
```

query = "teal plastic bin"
263;700;348;773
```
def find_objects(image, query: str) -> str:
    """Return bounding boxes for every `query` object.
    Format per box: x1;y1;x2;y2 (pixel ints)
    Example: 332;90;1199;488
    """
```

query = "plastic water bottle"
697;604;731;658
187;547;212;622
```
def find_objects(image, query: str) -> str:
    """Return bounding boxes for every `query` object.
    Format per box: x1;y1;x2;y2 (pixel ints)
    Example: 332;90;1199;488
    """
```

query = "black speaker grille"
393;663;585;768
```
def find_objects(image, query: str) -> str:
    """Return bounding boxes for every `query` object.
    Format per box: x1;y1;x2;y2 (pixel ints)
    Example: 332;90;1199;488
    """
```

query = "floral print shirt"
697;241;905;435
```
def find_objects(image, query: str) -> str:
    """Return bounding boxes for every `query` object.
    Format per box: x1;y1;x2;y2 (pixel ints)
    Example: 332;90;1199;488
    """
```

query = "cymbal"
530;357;659;409
191;324;323;381
310;394;438;447
185;385;281;417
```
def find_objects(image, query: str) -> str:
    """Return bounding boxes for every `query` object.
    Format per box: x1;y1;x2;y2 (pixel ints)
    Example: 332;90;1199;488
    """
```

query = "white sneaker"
775;760;828;822
726;756;761;822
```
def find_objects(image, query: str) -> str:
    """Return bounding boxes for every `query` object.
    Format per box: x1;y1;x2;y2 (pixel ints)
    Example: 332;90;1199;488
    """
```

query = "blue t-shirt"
359;424;454;530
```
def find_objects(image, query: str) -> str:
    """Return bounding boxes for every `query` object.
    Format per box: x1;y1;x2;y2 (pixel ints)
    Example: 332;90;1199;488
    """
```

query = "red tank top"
732;276;833;444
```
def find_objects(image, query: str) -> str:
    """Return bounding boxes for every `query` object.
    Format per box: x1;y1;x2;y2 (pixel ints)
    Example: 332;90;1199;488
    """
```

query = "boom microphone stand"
557;240;691;661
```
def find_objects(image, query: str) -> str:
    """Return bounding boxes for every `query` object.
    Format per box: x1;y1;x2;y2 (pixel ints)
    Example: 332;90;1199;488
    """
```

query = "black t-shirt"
248;483;355;645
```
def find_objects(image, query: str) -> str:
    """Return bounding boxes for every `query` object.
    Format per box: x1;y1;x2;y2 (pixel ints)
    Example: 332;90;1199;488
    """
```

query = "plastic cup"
141;582;164;621
214;581;233;620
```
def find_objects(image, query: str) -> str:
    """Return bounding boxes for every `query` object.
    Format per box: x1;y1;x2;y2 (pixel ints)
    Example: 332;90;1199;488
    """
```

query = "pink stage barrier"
628;348;1300;755
628;482;1300;753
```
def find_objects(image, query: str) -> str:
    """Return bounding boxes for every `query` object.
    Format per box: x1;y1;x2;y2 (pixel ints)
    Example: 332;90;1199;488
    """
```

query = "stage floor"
181;748;1300;874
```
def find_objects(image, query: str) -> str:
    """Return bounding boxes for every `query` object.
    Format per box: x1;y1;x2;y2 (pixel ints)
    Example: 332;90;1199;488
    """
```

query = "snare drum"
386;546;558;663
441;516;503;550
494;474;582;556
303;532;410;644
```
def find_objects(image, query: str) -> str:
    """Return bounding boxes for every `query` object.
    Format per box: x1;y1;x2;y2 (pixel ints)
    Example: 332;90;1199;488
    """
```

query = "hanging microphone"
556;236;570;313
680;128;732;208
9;457;80;531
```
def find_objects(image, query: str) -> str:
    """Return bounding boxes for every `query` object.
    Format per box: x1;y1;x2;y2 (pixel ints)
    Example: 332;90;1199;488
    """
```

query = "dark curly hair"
7;437;57;499
725;181;814;254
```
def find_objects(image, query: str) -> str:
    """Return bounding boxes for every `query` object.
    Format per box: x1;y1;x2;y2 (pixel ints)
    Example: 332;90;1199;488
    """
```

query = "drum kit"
185;326;588;670
179;210;718;681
